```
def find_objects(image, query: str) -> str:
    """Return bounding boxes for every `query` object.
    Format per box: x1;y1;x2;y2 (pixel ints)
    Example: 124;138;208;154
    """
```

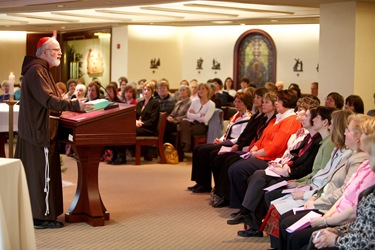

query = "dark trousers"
179;120;207;147
228;157;268;208
279;209;324;250
242;170;284;230
212;152;244;206
191;143;221;188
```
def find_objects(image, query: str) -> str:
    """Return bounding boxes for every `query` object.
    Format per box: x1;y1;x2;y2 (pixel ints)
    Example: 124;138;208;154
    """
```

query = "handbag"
163;143;179;164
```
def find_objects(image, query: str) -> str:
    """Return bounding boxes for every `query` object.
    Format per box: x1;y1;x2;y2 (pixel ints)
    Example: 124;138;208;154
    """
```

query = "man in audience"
311;82;318;96
86;82;101;101
0;80;10;102
155;78;175;114
237;77;250;93
190;79;199;101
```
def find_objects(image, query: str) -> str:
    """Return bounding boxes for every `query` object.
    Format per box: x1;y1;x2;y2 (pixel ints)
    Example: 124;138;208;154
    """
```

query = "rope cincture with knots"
44;147;50;216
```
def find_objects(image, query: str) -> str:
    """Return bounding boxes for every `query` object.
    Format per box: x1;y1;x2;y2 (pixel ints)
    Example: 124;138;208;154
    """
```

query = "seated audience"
164;85;191;149
86;82;101;101
189;79;199;101
155;79;175;114
228;98;320;235
64;79;77;99
275;81;284;91
224;77;237;97
105;83;122;103
189;92;253;193
55;82;67;98
71;83;86;101
179;82;215;153
121;85;137;105
311;82;318;96
173;79;189;102
278;116;375;250
308;131;375;250
227;90;302;208
212;77;233;106
210;88;273;206
288;83;301;99
110;81;160;164
0;80;10;102
237;77;250;93
265;82;277;93
344;94;364;114
325;92;344;109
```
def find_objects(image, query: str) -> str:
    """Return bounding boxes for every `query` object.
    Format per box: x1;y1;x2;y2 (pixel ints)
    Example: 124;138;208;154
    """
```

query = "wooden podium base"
65;211;110;227
66;145;109;227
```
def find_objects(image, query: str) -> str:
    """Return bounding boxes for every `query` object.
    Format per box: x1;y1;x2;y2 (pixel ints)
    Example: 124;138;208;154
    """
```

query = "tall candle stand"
4;94;17;158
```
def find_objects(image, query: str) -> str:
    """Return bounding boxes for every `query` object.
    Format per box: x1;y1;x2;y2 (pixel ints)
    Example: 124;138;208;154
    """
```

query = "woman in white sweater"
179;82;215;152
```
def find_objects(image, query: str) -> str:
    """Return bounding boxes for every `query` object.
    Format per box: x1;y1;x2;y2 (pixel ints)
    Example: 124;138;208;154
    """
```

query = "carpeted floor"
34;154;270;250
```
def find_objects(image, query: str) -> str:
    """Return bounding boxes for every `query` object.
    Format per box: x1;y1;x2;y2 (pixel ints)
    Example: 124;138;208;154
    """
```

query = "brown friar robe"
15;56;80;221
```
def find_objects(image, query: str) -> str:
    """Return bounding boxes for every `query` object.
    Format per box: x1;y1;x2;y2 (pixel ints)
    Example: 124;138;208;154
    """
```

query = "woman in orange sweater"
228;90;302;208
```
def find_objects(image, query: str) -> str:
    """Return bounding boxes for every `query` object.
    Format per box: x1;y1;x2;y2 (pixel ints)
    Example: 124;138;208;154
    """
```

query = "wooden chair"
135;112;168;165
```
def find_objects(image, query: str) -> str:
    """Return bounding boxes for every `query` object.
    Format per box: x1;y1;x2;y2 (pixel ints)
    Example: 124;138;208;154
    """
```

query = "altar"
0;158;36;250
0;103;19;157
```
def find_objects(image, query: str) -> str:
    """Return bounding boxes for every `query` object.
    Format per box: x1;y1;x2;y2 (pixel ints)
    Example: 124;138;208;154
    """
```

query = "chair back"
157;112;168;140
206;108;224;143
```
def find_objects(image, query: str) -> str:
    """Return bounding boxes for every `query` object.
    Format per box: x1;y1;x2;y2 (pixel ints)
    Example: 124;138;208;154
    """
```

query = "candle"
8;72;15;96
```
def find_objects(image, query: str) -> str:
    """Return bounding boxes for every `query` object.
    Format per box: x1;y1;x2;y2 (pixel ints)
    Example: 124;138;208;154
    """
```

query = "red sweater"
254;115;302;161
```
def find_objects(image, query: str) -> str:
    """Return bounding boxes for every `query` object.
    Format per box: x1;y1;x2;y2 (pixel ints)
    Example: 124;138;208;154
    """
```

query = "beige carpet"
33;154;270;250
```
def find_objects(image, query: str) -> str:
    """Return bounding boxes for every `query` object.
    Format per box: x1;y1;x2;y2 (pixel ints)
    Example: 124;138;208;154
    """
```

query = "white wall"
319;2;356;104
0;31;26;94
111;26;129;84
113;24;320;94
181;25;320;92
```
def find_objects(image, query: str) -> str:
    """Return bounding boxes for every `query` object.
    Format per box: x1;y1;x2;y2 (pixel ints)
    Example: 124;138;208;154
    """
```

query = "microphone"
96;82;114;102
96;82;119;110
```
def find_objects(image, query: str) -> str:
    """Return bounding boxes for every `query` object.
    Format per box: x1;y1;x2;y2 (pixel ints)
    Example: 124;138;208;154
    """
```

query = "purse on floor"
163;143;179;164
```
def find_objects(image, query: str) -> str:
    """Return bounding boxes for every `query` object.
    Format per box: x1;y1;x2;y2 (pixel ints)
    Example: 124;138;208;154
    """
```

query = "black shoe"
230;210;241;218
227;214;249;225
34;220;64;229
212;199;229;208
111;156;126;165
187;184;199;191
237;228;263;237
192;185;211;193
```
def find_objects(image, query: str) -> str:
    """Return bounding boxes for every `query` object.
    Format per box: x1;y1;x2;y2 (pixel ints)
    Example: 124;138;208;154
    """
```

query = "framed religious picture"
233;29;276;89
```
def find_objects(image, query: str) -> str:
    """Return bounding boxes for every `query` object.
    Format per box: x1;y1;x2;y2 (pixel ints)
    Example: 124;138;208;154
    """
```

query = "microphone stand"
96;82;119;110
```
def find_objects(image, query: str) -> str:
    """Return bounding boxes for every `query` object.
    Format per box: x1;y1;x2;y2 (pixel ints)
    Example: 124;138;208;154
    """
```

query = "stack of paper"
286;211;321;233
84;99;110;111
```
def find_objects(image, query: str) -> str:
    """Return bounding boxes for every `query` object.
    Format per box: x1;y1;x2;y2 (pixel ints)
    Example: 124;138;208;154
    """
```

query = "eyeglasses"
46;48;61;52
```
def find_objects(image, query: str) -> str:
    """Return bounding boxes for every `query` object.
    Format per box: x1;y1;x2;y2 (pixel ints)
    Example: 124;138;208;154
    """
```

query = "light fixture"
7;13;79;22
141;6;238;17
184;3;294;15
51;11;131;21
96;9;184;19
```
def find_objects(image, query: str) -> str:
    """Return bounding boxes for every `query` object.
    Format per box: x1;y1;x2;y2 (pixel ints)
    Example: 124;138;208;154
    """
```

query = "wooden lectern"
59;104;136;226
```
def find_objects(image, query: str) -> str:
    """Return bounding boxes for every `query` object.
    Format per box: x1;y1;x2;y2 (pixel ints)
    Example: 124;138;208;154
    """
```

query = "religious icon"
150;58;160;69
196;57;203;69
212;58;221;70
87;49;104;75
293;58;303;72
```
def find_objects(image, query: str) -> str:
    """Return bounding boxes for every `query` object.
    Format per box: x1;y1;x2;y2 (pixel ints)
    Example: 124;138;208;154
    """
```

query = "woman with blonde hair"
179;82;215;153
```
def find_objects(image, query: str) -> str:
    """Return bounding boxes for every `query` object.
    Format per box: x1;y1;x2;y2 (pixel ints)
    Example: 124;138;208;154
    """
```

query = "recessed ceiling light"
211;20;233;24
270;19;278;22
57;5;64;8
